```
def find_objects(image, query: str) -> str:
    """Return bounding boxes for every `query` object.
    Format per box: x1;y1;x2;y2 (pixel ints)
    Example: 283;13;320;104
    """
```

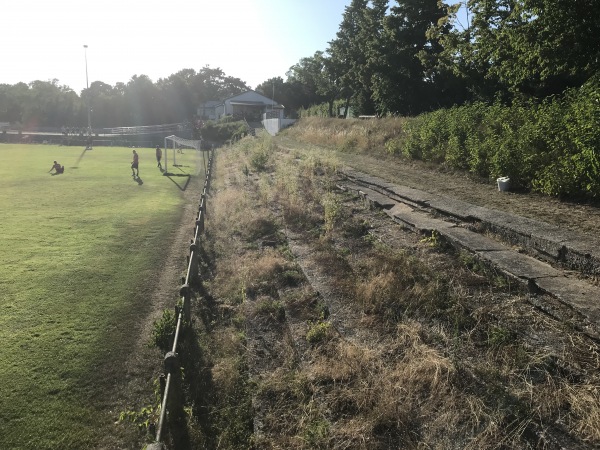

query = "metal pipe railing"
146;148;214;450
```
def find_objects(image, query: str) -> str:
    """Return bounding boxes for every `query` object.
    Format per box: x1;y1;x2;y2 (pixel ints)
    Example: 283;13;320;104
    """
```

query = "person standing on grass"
155;145;162;169
131;150;139;177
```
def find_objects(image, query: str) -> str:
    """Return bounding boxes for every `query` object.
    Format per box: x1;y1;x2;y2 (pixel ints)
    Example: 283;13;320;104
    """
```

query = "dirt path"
98;161;204;449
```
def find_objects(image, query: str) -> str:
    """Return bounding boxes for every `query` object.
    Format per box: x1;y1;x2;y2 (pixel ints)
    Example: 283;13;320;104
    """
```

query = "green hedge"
201;118;248;142
298;99;349;118
398;76;600;198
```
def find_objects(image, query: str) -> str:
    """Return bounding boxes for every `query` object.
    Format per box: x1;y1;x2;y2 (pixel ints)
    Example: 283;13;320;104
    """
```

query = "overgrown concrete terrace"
340;169;600;340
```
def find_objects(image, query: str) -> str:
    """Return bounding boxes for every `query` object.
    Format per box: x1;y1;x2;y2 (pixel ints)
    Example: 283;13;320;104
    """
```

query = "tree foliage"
0;66;249;129
3;1;600;127
255;0;600;117
464;0;600;97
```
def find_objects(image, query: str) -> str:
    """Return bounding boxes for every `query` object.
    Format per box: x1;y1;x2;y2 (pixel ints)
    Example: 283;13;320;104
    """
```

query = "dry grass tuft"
566;383;600;441
389;321;455;397
245;249;286;283
355;250;451;322
308;340;378;383
283;116;409;154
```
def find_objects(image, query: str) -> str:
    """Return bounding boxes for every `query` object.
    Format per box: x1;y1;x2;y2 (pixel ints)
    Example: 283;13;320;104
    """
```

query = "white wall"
262;118;296;136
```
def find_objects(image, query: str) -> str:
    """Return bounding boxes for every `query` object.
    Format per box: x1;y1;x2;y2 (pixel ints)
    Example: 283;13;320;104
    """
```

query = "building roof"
199;90;284;110
199;100;221;108
222;89;269;102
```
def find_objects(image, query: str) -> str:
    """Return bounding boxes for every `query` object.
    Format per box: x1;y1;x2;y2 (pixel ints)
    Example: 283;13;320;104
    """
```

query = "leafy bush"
322;192;343;233
401;76;600;198
255;299;286;322
201;119;248;142
250;149;269;171
150;309;177;351
306;321;333;344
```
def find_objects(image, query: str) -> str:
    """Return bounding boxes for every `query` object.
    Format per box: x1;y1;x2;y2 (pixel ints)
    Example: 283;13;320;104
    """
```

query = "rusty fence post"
164;351;185;423
196;196;205;235
179;283;191;324
190;244;199;283
159;373;166;401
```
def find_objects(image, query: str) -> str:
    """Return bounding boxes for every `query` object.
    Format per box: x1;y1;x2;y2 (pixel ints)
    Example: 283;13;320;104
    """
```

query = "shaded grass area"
0;144;198;449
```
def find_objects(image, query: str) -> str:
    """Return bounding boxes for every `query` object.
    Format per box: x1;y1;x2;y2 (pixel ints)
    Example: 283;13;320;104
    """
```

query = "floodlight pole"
83;45;92;149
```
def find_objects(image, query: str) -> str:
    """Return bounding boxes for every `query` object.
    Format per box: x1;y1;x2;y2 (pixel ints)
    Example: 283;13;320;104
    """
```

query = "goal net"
163;135;202;172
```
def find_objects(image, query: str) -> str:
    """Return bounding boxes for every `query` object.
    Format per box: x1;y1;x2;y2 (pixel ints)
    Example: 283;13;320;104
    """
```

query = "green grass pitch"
0;143;200;449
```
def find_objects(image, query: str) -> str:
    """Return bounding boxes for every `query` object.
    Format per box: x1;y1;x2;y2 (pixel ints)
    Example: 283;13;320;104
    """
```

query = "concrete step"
340;171;600;339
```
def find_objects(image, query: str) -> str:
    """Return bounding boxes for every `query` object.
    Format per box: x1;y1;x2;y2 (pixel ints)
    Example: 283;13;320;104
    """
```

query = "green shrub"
322;192;343;233
384;137;403;155
487;326;516;348
255;299;286;322
201;120;248;142
306;321;333;344
250;149;269;171
399;77;600;198
150;309;177;351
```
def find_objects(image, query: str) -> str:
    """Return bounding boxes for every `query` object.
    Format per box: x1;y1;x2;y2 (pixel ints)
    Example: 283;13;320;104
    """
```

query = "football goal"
163;135;202;173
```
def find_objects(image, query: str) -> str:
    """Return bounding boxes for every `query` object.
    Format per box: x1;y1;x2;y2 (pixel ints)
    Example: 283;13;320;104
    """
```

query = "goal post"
163;135;202;173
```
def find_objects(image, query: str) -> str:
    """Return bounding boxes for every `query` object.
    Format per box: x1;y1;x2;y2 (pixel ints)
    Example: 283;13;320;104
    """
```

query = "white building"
198;90;284;121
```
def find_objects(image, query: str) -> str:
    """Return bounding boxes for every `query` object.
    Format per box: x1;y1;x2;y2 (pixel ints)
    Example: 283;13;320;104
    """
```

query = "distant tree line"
0;67;249;129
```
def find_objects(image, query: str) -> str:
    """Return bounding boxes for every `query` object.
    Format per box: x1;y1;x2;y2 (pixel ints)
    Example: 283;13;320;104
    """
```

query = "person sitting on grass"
49;161;64;174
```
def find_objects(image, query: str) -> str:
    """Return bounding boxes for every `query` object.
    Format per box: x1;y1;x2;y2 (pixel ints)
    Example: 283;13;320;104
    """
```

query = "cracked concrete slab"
426;196;491;221
339;171;600;334
389;209;456;233
477;250;562;280
342;169;600;275
340;182;398;209
443;227;507;252
534;277;600;325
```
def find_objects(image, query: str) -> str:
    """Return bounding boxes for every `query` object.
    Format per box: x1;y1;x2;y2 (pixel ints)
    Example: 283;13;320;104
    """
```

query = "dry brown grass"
353;249;451;323
566;383;600;442
283;116;409;154
190;133;600;449
297;322;461;448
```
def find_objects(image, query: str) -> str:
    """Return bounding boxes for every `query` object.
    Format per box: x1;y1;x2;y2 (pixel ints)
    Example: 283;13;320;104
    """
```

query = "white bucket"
497;176;510;192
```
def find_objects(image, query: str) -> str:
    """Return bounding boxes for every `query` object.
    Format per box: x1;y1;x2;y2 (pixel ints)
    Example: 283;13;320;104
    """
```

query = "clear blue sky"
1;0;352;94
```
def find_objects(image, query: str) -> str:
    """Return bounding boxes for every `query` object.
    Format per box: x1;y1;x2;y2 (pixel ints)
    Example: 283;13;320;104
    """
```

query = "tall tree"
480;0;600;97
328;0;386;115
424;0;498;102
157;71;195;123
191;66;249;104
255;76;303;115
81;81;120;128
286;51;343;116
0;83;29;125
124;75;162;126
370;0;452;115
23;80;79;128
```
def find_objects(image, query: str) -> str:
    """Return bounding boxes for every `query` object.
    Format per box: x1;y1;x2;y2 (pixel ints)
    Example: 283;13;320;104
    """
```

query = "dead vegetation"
182;132;600;449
